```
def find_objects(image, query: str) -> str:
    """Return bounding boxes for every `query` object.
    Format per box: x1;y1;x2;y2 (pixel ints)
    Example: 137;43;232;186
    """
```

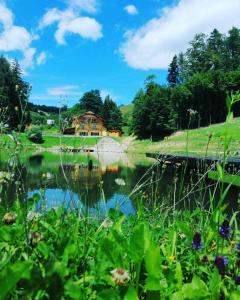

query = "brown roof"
74;111;104;120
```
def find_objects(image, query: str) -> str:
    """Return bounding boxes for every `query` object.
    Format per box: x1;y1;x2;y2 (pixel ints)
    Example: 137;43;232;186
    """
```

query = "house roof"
73;111;104;120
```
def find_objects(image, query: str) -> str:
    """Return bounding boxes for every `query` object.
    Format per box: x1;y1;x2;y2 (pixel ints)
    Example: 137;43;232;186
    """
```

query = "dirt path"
93;137;124;153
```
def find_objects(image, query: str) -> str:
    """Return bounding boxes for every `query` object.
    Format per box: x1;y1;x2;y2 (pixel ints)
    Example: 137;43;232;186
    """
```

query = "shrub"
26;126;43;144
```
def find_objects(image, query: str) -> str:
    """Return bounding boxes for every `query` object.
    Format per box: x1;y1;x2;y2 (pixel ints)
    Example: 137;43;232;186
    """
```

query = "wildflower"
230;240;236;250
110;268;130;285
100;218;113;229
29;231;43;247
214;256;228;277
235;276;240;285
202;255;209;265
2;212;17;225
236;260;240;268
0;171;11;184
168;255;175;262
236;244;240;257
208;133;213;139
192;232;203;250
15;84;19;91
14;106;19;112
115;178;126;186
27;211;41;222
219;220;231;239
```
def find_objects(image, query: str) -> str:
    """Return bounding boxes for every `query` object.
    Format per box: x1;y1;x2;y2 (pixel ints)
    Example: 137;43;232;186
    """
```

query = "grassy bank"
127;117;240;156
0;134;101;150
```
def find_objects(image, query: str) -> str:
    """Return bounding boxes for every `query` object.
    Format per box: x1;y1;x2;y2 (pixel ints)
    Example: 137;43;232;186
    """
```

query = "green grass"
0;133;101;150
127;117;240;156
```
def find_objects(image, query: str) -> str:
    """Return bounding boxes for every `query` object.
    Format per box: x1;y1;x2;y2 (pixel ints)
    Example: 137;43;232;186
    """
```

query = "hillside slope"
127;117;240;156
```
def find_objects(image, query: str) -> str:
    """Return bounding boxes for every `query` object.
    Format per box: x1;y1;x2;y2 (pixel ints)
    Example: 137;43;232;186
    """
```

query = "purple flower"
192;232;203;250
219;220;231;239
236;259;240;268
236;244;240;256
214;256;228;277
235;276;240;285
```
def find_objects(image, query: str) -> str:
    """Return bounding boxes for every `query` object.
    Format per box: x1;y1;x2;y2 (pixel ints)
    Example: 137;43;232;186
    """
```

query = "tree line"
131;27;240;139
62;90;123;131
0;56;123;132
0;56;31;131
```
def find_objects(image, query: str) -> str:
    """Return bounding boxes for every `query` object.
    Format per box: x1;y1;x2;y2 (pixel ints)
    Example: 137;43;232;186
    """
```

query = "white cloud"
68;0;98;13
101;90;119;102
0;1;45;71
20;47;36;70
120;0;240;70
47;85;81;97
55;16;102;44
124;5;138;15
36;51;47;65
40;2;102;45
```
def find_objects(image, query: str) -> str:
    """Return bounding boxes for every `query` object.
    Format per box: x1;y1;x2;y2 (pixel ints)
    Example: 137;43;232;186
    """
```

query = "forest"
131;27;240;138
0;57;123;133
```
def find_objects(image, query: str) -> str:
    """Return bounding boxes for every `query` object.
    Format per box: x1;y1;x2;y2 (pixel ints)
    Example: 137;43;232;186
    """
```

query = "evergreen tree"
79;90;103;115
0;56;31;131
226;27;240;70
206;29;225;70
186;33;208;75
167;55;180;87
102;96;123;131
178;52;189;83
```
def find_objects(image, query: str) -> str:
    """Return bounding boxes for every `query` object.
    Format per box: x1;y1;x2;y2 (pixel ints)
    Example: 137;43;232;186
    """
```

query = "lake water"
0;151;240;215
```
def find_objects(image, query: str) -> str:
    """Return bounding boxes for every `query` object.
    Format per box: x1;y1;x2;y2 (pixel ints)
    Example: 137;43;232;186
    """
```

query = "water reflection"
0;151;239;215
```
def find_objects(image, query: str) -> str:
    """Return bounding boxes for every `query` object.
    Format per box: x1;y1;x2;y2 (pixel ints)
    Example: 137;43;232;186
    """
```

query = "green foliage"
167;55;180;87
103;95;123;131
131;27;240;138
0;200;239;299
26;127;43;144
0;57;31;131
79;89;103;115
131;78;174;139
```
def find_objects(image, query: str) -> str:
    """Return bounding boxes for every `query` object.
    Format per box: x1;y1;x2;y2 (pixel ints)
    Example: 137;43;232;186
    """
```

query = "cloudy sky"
1;0;240;107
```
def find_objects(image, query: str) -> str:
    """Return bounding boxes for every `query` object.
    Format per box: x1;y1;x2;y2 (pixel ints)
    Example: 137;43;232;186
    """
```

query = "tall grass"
0;93;240;299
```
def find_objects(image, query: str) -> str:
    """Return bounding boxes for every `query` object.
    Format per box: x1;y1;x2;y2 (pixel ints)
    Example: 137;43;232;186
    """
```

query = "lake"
0;150;239;215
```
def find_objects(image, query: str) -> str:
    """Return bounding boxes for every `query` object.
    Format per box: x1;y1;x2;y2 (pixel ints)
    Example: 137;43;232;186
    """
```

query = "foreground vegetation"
1;192;240;299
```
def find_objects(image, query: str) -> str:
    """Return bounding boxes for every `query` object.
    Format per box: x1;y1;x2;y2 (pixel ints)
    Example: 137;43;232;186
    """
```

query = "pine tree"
102;96;123;131
167;55;180;87
79;90;103;115
0;56;31;130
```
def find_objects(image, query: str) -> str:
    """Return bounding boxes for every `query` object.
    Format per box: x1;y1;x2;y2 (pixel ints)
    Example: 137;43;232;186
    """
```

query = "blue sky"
1;0;240;107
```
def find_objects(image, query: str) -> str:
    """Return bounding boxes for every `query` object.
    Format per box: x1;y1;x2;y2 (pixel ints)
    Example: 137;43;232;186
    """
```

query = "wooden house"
72;111;107;136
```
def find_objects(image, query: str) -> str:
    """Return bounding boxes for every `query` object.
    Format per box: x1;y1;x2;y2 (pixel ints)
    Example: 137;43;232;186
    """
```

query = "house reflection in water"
63;163;120;190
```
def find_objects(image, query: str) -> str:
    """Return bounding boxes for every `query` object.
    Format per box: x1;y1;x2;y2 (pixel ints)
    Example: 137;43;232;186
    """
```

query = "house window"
82;118;88;123
91;132;99;136
92;118;97;123
92;125;97;129
81;125;85;129
80;132;88;136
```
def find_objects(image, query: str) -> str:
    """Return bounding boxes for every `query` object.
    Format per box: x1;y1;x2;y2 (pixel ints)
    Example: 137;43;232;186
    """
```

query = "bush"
26;127;43;144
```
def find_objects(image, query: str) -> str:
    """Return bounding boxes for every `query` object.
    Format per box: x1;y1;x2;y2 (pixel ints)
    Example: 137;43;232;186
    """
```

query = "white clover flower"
0;171;11;184
28;231;43;247
100;218;113;229
115;178;126;186
2;212;17;225
27;211;41;222
110;268;130;285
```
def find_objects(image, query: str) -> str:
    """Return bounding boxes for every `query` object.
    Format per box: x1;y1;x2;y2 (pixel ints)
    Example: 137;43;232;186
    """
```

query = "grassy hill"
127;117;240;156
120;104;133;135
